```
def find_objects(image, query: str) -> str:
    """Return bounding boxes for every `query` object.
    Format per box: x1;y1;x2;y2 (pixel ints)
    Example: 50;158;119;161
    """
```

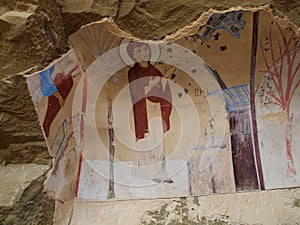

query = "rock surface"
0;0;300;225
0;75;50;165
0;0;300;79
0;75;53;224
70;189;300;225
0;164;54;225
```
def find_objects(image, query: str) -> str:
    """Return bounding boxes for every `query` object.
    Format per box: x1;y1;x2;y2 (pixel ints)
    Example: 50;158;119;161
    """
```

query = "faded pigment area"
1;1;300;225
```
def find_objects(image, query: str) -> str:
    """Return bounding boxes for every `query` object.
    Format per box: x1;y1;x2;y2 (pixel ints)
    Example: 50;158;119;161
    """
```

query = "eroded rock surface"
0;0;67;80
70;189;300;224
0;0;300;225
0;0;300;79
0;75;50;165
0;164;54;225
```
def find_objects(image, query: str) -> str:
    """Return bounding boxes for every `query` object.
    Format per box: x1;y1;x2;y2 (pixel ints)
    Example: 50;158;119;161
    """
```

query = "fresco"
69;35;231;199
256;20;300;188
26;51;81;202
25;9;300;201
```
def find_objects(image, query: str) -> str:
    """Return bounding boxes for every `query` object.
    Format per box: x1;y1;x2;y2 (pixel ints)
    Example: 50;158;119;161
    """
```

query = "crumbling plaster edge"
1;3;299;81
2;3;300;205
71;4;299;43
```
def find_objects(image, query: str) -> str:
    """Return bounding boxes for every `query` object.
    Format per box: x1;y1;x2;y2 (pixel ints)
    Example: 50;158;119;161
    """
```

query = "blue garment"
207;84;250;112
201;10;246;41
39;65;57;96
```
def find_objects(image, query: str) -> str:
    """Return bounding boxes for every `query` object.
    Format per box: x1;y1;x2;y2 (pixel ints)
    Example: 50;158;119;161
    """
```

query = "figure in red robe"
127;42;172;140
39;65;76;137
127;41;173;183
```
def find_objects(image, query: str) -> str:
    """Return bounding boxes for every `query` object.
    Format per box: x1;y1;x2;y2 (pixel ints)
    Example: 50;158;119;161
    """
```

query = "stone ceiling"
0;0;299;80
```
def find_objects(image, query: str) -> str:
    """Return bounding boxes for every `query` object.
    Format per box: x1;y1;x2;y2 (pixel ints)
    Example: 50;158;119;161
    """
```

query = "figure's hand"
148;76;161;87
156;64;176;79
144;77;161;94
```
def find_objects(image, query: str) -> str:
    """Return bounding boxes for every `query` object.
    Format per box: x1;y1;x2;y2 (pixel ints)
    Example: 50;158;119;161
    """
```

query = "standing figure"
39;64;74;137
127;41;173;183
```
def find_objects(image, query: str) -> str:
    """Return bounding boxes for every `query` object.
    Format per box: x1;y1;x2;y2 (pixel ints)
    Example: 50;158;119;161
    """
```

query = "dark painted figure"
127;41;173;183
127;42;172;140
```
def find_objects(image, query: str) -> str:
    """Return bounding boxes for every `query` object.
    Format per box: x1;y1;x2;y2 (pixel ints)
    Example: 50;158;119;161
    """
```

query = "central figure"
127;41;173;183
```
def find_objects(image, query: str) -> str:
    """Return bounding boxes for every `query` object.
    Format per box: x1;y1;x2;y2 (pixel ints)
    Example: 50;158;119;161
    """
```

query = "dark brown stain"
250;11;265;190
229;111;259;191
107;98;115;199
220;45;227;51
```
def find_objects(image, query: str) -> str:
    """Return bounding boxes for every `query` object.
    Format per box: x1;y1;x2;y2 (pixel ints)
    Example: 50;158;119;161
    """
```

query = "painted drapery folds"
26;51;81;202
25;9;300;202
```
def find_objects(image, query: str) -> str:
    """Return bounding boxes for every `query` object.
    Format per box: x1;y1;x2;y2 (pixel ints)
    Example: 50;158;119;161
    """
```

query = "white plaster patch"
77;159;189;200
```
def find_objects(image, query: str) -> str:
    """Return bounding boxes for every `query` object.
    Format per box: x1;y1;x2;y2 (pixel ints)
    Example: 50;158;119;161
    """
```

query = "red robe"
128;63;172;140
43;73;73;137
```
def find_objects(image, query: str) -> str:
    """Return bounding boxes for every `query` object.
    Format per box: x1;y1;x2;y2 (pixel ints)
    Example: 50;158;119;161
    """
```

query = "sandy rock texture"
0;75;53;224
71;188;300;225
0;0;300;225
0;164;54;225
0;75;50;165
0;0;68;80
271;0;300;27
0;0;300;79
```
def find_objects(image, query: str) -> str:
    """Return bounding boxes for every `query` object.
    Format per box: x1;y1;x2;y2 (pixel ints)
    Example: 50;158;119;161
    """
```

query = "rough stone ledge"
0;164;55;225
69;188;300;225
0;0;300;79
0;75;50;166
0;164;49;207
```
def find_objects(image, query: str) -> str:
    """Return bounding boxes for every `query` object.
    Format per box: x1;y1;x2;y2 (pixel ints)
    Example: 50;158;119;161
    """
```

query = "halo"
118;38;161;67
72;42;226;190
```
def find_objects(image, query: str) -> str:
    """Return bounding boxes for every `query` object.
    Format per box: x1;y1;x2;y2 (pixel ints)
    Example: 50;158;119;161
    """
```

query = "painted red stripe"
75;71;88;197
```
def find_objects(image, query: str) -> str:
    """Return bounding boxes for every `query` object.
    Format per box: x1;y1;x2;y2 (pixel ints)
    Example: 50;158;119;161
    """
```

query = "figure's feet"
163;178;174;184
152;178;161;183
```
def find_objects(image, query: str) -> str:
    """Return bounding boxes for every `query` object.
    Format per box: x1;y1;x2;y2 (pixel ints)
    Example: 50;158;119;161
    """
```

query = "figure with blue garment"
39;65;74;137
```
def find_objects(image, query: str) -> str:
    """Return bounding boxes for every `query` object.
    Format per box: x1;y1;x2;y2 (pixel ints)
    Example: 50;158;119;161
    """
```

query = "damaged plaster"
1;0;300;224
70;189;300;224
0;0;299;79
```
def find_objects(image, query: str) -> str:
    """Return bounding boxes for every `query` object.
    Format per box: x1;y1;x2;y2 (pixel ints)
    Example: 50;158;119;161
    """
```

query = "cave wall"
0;0;299;80
0;0;300;224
